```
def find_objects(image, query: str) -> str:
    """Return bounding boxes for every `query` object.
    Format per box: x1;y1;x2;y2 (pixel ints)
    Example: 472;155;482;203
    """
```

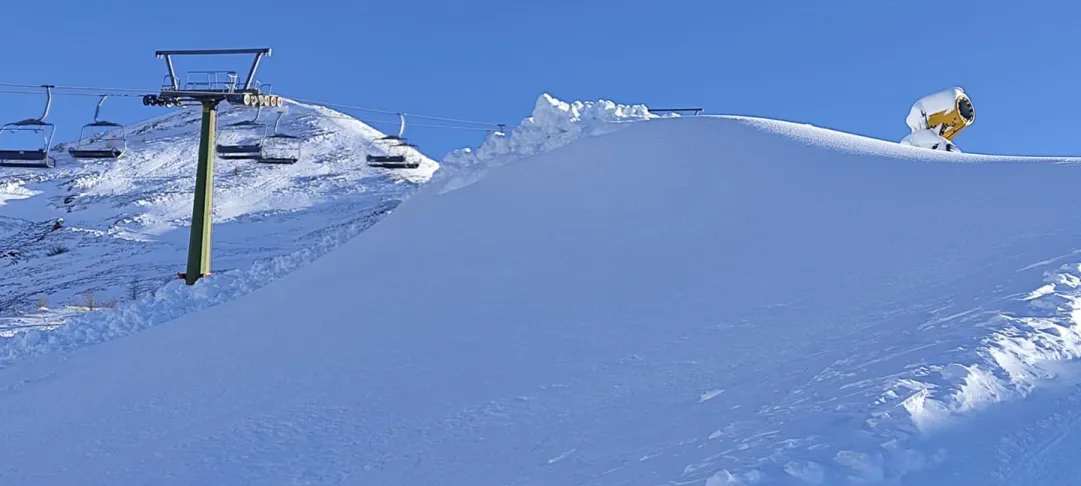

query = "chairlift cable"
0;82;514;133
284;96;505;128
0;81;149;93
0;88;143;98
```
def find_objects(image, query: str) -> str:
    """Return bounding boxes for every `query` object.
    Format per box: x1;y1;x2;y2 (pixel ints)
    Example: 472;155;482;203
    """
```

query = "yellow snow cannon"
905;87;975;141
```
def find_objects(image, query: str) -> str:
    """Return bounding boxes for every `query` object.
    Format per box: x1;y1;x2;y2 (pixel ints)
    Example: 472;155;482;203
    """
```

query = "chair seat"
69;148;123;159
216;144;261;154
258;157;298;165
0;149;48;161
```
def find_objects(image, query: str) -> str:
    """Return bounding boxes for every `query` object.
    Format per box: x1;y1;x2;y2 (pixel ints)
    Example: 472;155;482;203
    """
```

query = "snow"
700;388;726;402
0;181;36;207
0;93;653;365
442;93;657;170
3;100;1081;484
900;129;958;152
0;99;435;333
784;460;826;484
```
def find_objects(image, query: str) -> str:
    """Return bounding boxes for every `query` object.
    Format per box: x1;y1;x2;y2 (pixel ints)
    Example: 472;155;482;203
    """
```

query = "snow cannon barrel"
905;87;974;141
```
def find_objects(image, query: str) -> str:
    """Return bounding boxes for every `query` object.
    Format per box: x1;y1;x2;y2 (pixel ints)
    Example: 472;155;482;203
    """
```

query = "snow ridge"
895;262;1081;433
442;93;658;169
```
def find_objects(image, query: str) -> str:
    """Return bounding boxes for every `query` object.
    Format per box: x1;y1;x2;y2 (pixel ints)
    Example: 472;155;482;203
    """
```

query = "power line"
0;82;152;94
0;81;282;100
0;81;150;93
0;81;514;133
0;88;143;98
314;112;499;133
284;96;506;128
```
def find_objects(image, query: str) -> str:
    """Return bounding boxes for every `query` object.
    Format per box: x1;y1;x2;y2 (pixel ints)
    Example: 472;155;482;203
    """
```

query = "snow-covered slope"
0;100;435;332
2;114;1081;485
0;93;654;363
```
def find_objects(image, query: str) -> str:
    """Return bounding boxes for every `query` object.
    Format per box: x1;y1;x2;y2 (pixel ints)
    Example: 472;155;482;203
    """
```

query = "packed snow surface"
3;111;1081;485
0;93;653;364
900;128;959;152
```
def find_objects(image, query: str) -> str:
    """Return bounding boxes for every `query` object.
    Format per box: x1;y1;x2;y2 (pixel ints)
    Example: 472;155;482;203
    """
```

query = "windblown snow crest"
435;93;665;193
442;93;659;169
894;262;1081;434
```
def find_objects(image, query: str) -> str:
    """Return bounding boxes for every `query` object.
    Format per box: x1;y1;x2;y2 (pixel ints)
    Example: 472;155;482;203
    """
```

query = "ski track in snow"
3;95;1081;484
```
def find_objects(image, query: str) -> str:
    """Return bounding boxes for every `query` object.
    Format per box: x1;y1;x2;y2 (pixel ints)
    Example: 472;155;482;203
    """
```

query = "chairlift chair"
216;104;266;160
0;85;56;169
257;112;301;165
366;113;421;169
69;95;127;160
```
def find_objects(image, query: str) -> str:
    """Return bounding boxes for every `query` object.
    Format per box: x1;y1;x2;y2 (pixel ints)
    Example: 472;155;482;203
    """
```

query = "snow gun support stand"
145;48;283;285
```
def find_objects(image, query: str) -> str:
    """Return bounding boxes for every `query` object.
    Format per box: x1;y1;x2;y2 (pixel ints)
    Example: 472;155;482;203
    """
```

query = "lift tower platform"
143;48;283;285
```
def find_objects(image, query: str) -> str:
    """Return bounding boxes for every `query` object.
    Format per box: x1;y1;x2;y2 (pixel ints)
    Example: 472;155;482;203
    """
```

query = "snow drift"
443;93;657;169
2;114;1081;485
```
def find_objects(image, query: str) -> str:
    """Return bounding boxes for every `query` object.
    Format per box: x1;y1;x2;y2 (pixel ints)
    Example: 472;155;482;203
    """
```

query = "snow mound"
4;114;1081;485
442;93;658;169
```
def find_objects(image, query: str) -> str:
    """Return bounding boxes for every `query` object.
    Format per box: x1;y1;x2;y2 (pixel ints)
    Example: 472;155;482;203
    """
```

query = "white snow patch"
833;450;884;482
705;469;762;485
436;93;664;194
0;181;36;207
783;460;825;484
888;263;1081;435
700;388;725;402
546;448;576;464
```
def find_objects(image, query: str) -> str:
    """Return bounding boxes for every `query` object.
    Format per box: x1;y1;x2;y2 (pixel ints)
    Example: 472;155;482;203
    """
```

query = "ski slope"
0;100;435;337
3;113;1081;485
0;93;655;364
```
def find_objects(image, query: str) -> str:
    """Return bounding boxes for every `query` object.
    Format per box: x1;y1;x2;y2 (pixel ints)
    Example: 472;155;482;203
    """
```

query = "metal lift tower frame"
145;48;282;285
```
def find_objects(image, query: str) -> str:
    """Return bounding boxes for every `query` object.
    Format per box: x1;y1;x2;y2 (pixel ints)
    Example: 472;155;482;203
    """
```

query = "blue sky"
0;0;1074;158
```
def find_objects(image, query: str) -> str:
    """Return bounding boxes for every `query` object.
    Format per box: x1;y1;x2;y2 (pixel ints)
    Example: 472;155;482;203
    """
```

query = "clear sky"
0;0;1074;159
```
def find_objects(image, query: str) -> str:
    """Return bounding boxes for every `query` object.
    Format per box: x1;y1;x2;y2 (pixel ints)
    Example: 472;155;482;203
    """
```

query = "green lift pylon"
143;48;283;285
187;101;217;284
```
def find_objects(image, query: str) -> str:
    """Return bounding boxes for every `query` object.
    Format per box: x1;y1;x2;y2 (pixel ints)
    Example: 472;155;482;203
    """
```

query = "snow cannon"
900;87;974;152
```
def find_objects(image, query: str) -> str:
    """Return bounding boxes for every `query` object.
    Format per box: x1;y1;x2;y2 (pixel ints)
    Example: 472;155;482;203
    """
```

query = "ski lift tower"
144;48;283;285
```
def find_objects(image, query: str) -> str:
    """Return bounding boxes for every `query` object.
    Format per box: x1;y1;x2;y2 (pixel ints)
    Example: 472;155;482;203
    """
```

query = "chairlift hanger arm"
154;48;272;57
93;95;108;123
155;48;272;96
36;85;54;123
243;53;266;92
271;111;285;135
